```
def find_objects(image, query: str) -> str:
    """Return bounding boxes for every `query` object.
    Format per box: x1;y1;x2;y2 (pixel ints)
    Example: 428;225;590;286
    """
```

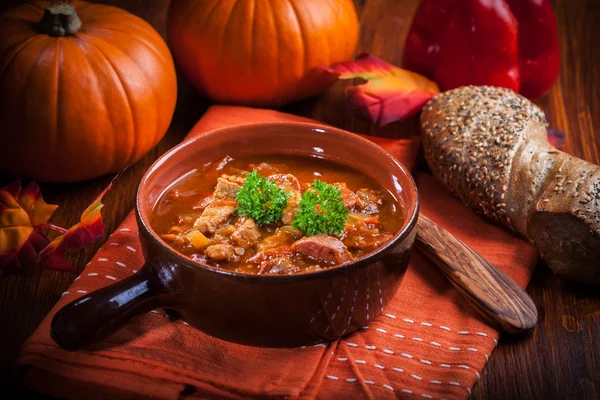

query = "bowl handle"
50;263;169;351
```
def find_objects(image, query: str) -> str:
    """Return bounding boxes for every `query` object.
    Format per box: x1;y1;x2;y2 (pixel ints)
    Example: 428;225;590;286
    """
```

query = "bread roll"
420;85;600;284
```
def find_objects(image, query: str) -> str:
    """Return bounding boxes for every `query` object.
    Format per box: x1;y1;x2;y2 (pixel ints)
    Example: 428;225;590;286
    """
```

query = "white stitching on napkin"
387;316;496;340
373;324;485;353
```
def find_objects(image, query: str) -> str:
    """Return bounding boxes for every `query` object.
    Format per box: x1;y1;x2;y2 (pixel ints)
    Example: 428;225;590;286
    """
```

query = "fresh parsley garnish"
292;180;349;236
236;170;290;225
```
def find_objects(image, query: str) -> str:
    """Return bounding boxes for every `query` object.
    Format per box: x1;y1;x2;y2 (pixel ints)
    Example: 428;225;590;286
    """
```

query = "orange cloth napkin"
17;106;538;400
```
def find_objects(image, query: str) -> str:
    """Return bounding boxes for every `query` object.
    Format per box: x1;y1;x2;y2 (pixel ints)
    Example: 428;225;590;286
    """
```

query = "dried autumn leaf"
320;53;440;126
37;176;118;272
0;181;58;275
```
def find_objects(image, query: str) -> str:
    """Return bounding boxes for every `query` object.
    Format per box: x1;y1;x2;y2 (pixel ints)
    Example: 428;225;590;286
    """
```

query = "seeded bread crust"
421;86;600;284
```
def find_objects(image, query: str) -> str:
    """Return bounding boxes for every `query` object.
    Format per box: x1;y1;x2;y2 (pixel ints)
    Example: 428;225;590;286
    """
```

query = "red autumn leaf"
0;181;58;275
320;53;440;126
37;175;119;272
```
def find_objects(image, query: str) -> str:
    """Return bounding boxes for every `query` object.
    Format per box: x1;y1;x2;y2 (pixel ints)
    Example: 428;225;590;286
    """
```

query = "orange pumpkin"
0;1;177;182
167;0;359;107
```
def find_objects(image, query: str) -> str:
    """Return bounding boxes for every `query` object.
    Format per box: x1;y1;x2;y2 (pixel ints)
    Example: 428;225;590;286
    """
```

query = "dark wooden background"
1;0;599;399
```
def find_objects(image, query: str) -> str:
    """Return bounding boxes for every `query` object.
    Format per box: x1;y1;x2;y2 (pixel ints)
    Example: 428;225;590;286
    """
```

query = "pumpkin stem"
37;2;81;36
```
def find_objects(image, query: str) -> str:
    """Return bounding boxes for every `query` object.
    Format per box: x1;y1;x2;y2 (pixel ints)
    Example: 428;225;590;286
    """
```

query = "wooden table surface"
1;0;599;399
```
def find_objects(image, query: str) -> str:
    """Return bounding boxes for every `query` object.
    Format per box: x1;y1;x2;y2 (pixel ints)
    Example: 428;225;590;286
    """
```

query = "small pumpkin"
167;0;360;107
0;1;177;182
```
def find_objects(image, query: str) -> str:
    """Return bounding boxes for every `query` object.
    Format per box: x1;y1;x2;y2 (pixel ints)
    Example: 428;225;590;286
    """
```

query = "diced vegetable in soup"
151;155;404;275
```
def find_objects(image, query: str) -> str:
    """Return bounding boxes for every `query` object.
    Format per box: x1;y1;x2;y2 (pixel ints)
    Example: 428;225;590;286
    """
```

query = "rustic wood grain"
416;214;538;334
1;0;599;399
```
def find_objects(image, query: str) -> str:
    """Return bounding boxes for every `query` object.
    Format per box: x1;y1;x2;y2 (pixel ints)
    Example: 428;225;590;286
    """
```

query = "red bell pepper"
436;0;520;92
402;0;456;78
403;0;560;99
504;0;560;99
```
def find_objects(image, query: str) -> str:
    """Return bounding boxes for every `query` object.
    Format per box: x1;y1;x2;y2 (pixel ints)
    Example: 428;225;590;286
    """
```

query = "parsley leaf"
292;180;349;236
236;170;290;225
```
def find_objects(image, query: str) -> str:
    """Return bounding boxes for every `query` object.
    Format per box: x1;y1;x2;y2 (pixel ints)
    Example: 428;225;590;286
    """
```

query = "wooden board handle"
415;214;538;334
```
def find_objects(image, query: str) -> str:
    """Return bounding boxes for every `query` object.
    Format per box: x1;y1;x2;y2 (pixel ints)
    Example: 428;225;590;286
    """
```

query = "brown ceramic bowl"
50;122;419;350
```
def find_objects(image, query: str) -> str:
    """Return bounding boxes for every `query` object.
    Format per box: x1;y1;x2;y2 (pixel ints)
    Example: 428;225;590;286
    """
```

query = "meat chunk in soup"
205;244;236;261
334;184;381;214
356;188;382;214
268;262;297;275
194;175;243;234
248;246;296;274
214;174;245;199
269;174;302;225
194;205;236;234
292;235;353;265
231;218;261;248
335;182;360;210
